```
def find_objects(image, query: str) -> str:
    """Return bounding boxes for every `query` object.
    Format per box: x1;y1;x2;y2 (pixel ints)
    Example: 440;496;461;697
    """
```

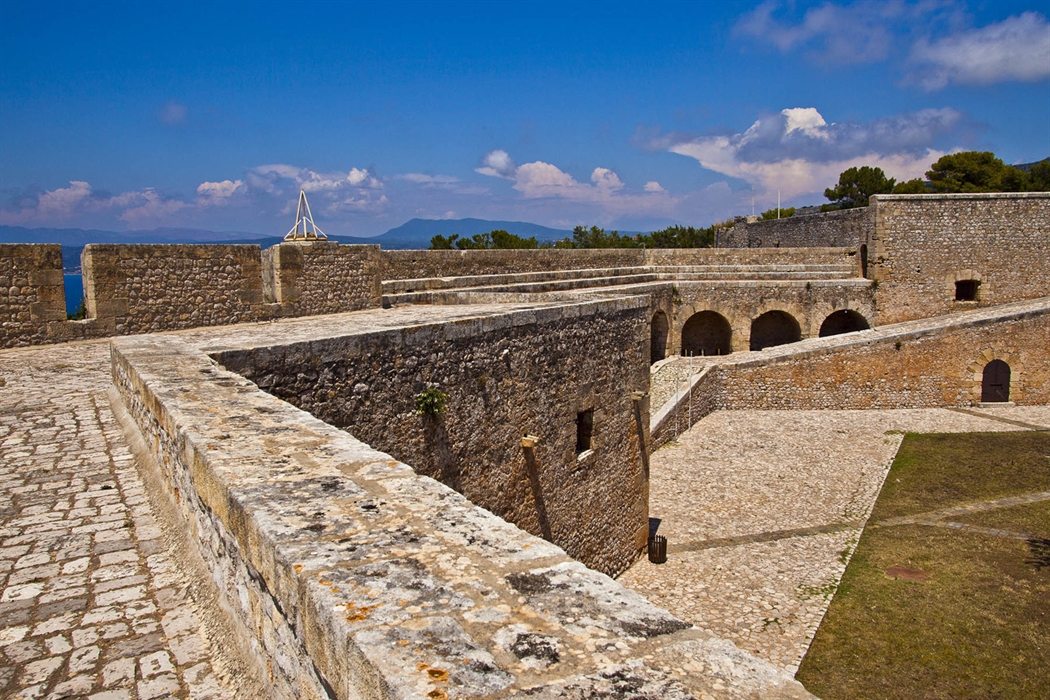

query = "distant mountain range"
1;219;598;271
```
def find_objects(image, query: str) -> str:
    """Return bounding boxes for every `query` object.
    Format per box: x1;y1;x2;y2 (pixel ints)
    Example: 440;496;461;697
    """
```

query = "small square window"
955;280;980;301
575;409;593;455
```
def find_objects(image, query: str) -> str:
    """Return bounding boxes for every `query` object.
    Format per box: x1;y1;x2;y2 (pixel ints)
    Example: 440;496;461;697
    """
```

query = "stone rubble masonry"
82;244;268;336
0;243;67;347
109;313;814;700
667;280;876;354
1;241;387;348
716;208;870;249
214;297;652;579
380;246;856;282
262;241;382;314
869;193;1050;324
649;297;1050;445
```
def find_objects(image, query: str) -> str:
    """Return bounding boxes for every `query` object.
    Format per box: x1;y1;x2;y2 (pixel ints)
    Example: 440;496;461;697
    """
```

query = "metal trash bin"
648;534;667;564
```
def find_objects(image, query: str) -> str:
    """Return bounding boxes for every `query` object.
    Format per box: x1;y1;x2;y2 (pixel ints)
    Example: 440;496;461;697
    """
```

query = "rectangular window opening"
955;279;980;301
575;409;593;455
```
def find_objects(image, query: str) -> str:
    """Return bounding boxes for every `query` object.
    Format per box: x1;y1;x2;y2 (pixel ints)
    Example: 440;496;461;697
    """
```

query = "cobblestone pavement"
618;405;1050;674
0;341;235;700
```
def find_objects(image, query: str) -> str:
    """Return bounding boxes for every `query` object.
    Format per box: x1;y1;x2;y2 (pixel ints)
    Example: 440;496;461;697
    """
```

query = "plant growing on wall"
415;387;449;416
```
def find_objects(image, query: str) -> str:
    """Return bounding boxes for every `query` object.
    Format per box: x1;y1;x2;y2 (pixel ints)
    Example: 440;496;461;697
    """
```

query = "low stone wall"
650;366;721;447
869;193;1050;324
83;244;267;335
381;248;646;280
111;322;813;700
717;299;1050;410
215;298;652;578
716;208;869;249
263;241;382;314
1;244;66;347
644;247;855;268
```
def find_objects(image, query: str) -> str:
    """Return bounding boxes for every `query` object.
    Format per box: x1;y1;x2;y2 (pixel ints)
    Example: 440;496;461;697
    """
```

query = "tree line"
430;151;1049;249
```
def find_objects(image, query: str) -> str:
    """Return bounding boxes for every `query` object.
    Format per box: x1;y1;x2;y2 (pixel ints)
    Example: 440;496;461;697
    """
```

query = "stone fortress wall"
0;243;66;346
650;298;1050;446
82;244;268;336
214;298;653;578
716;207;871;248
868;193;1050;324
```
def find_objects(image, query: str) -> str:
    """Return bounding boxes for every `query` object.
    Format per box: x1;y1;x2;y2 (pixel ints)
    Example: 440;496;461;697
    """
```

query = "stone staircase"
382;263;859;305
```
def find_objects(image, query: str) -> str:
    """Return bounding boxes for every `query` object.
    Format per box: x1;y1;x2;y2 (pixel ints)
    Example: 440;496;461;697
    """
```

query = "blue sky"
2;0;1048;236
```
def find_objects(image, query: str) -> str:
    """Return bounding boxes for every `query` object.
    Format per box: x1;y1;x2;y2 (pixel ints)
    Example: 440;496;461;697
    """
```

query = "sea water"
64;274;83;315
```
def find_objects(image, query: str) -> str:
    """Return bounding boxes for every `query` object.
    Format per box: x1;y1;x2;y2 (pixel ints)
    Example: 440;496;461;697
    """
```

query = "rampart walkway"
0;340;238;700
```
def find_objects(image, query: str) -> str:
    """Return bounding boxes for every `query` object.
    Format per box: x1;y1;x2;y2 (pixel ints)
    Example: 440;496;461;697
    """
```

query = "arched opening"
955;279;980;301
681;311;731;356
650;311;669;364
819;309;871;337
750;310;801;351
981;360;1011;402
860;244;869;279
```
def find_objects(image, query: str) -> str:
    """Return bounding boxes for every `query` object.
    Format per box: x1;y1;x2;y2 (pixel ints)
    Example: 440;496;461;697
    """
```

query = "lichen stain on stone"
427;667;449;681
345;602;378;622
426;691;449;700
293;563;304;574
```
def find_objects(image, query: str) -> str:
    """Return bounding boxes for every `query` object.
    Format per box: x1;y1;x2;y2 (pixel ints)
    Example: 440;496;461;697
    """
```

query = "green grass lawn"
796;431;1050;700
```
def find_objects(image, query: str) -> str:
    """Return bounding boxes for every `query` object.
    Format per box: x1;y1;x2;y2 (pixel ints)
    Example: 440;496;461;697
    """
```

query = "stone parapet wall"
644;247;854;267
263;241;382;314
111;322;814;700
83;244;267;335
869;193;1050;324
1;244;66;347
648;299;1050;445
717;303;1050;409
214;298;653;578
716;208;870;249
381;248;646;280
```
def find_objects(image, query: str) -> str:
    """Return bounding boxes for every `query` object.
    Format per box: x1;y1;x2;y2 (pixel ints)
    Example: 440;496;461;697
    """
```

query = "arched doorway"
681;311;731;356
819;309;871;337
650;311;669;364
981;360;1011;402
750;310;801;351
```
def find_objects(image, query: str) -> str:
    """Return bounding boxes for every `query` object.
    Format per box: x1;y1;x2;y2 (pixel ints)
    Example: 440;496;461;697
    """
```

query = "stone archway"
750;310;801;351
650;311;669;364
819;309;871;337
981;360;1011;402
681;311;732;356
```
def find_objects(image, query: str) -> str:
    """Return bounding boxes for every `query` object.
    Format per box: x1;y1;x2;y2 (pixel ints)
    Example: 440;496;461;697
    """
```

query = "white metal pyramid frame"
284;190;328;241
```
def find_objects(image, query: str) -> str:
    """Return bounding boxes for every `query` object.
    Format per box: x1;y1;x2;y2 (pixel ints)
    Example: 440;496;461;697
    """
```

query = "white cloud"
660;106;958;199
196;179;244;205
734;0;927;65
398;173;459;184
783;107;829;139
476;151;677;219
644;181;665;193
909;12;1050;89
33;180;94;220
118;189;187;224
475;150;517;179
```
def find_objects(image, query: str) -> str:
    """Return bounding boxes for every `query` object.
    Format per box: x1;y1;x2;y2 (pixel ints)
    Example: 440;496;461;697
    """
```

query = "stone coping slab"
111;299;815;699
